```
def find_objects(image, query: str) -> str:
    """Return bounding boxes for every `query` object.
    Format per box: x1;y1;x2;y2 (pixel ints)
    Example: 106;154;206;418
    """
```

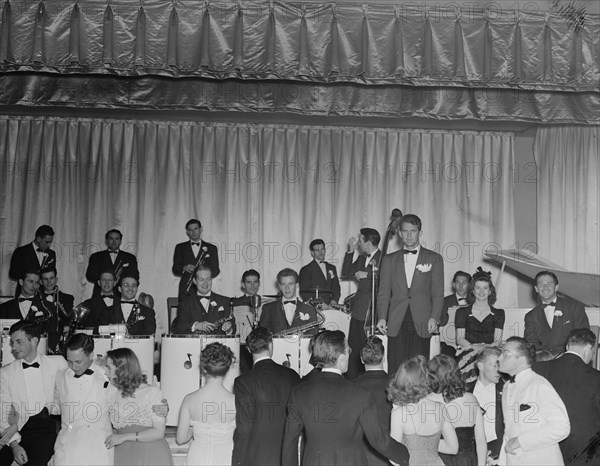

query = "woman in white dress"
176;342;236;466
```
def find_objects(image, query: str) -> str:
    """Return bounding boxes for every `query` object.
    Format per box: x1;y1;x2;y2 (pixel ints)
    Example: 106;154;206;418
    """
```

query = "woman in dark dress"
455;268;504;382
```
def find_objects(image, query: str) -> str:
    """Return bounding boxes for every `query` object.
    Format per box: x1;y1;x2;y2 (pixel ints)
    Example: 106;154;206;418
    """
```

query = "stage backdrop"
0;116;517;333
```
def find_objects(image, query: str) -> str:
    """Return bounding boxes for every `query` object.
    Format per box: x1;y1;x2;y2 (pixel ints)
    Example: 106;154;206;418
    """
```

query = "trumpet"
273;310;325;337
184;248;210;294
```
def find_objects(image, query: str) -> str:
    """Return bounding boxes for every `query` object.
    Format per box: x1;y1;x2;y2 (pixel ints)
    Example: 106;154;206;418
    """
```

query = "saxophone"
195;315;235;335
273;310;325;337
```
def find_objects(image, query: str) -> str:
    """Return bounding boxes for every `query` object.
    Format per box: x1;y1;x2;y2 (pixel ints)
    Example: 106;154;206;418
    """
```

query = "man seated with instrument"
86;229;139;298
171;265;233;335
38;267;74;354
172;219;220;299
259;268;320;336
299;239;341;309
0;269;45;321
101;274;156;336
80;270;119;331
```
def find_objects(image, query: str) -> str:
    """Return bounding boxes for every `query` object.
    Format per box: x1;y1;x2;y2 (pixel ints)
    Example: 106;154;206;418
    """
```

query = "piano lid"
485;249;600;307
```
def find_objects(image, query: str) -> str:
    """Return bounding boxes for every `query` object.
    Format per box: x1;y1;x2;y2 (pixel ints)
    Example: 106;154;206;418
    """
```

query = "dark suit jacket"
9;243;57;296
524;296;589;354
172;240;220;297
103;301;156;336
80;294;119;331
353;370;392;466
440;294;468;327
282;371;409;466
232;358;301;466
534;353;600;462
376;247;444;338
466;379;505;459
299;260;341;304
259;299;319;336
171;292;230;334
38;290;74;350
341;250;382;321
85;250;139;297
0;295;45;320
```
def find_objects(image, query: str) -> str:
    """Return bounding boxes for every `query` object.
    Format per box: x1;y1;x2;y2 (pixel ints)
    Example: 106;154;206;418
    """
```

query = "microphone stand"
368;259;378;337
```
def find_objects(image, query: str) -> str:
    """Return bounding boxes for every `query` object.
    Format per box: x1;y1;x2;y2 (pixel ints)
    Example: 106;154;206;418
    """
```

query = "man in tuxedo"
53;334;113;466
498;337;570;466
79;270;118;330
232;326;300;465
469;346;504;463
352;336;392;466
86;229;139;298
259;268;319;336
377;214;444;374
440;271;471;357
0;270;44;320
524;271;589;356
0;320;67;466
172;218;220;299
282;330;409;466
299;239;341;307
9;225;56;297
232;269;263;372
341;227;381;379
171;266;231;334
534;328;600;464
38;267;74;353
102;274;156;336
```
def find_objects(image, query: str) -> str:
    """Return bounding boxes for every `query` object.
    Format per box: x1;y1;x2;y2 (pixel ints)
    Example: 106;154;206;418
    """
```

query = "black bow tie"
191;242;200;246
458;298;467;303
36;248;44;253
544;301;556;308
108;251;118;255
74;369;94;379
102;294;114;298
403;249;418;255
507;374;517;384
121;300;135;304
23;362;40;369
283;300;297;305
198;296;210;301
19;297;33;302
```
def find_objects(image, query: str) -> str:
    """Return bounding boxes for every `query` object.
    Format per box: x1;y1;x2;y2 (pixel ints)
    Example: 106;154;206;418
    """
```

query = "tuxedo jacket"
54;362;113;466
103;300;156;336
85;249;139;297
341;250;382;321
440;294;468;327
171;291;230;334
499;368;570;466
80;294;119;331
299;260;341;304
172;240;220;297
282;371;409;466
0;354;67;432
232;358;301;466
259;299;319;336
0;295;44;320
524;297;589;354
467;378;505;459
376;247;444;338
353;370;393;466
9;243;57;296
534;353;600;462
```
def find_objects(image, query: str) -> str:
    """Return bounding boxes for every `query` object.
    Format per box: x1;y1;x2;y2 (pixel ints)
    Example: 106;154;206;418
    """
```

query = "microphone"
387;208;403;233
251;295;261;309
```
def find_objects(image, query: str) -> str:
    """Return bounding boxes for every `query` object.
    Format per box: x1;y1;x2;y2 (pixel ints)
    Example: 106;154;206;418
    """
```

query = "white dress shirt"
403;245;420;287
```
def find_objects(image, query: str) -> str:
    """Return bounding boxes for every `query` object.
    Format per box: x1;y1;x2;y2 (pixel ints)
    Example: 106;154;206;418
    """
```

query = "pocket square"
299;312;310;321
416;263;432;273
519;403;531;411
563;320;570;325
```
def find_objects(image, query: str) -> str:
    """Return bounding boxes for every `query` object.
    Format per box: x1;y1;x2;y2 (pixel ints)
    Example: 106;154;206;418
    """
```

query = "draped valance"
1;0;598;91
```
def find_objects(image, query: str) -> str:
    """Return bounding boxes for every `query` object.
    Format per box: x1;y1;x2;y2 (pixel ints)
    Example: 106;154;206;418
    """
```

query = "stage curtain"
0;115;518;332
0;0;598;123
534;126;600;275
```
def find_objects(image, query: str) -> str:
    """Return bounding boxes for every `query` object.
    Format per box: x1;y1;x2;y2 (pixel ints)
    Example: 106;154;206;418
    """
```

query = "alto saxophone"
273;309;325;337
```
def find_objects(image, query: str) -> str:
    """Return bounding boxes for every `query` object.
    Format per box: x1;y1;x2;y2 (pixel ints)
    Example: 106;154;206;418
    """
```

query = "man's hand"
193;321;215;333
10;442;27;465
0;425;18;448
504;437;521;455
355;271;368;280
348;237;357;252
221;321;233;334
184;264;196;273
427;318;438;334
376;319;387;335
152;399;169;418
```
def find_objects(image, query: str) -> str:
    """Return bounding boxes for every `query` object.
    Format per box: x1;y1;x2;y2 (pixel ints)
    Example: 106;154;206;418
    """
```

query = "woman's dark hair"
387;355;430;405
427;354;466;403
106;348;147;398
466;267;497;305
201;342;235;377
